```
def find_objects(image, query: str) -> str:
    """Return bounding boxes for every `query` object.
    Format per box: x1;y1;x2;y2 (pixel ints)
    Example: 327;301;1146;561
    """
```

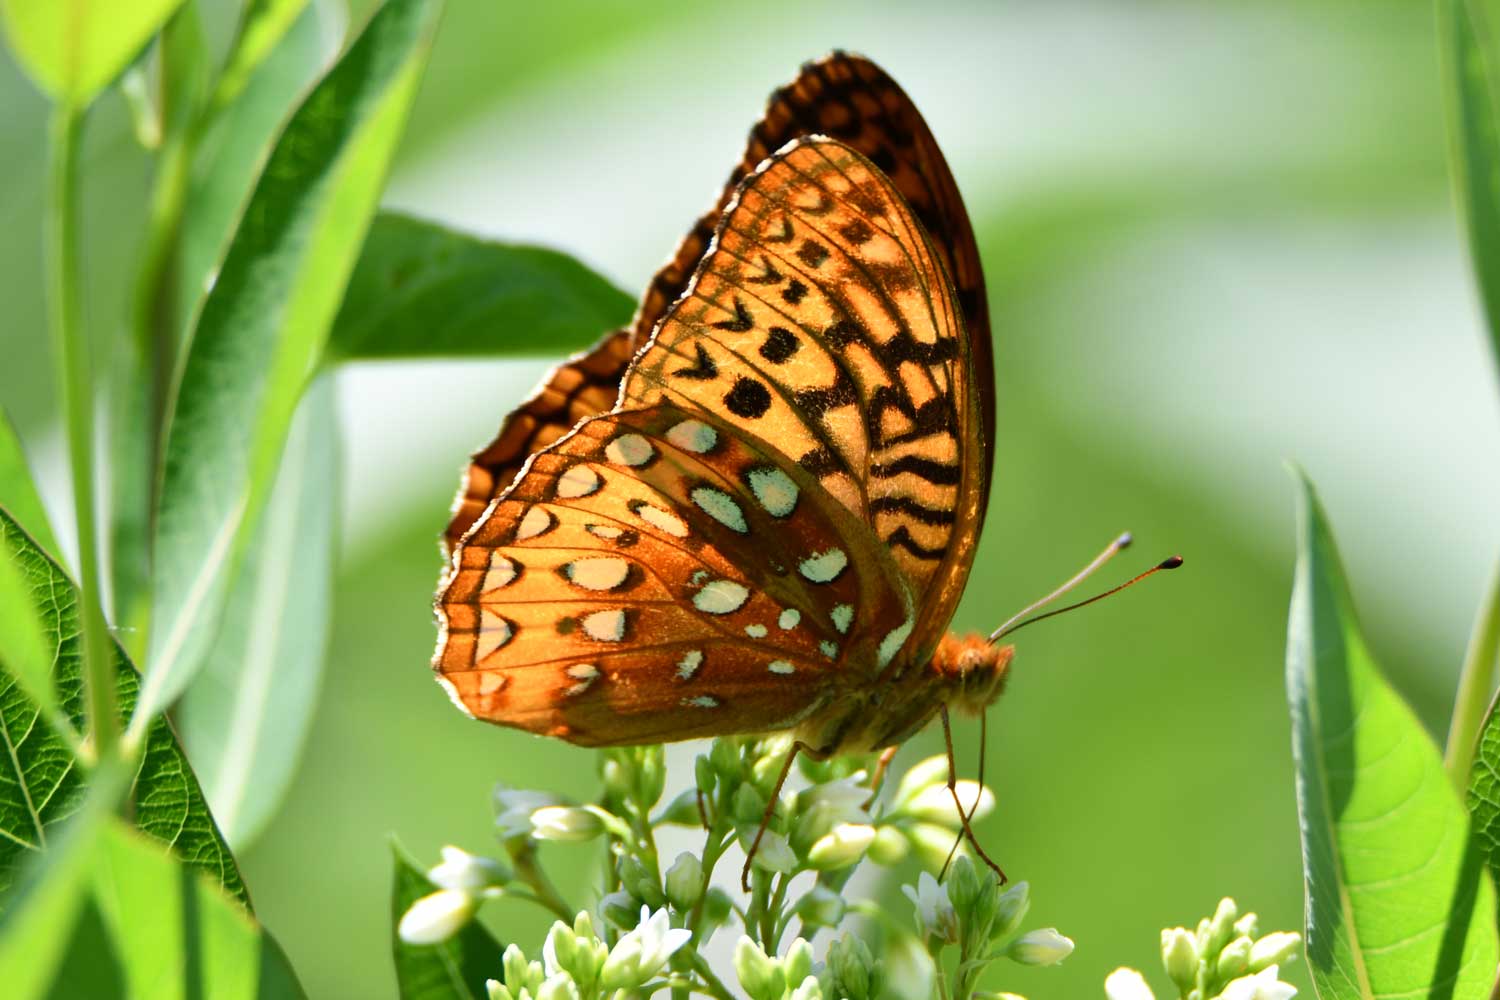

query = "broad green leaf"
0;508;246;906
86;820;304;1000
142;0;440;735
327;212;634;361
1468;692;1500;927
0;0;187;106
211;0;312;112
180;378;340;848
0;519;72;743
1287;475;1498;998
1442;0;1500;368
391;843;504;1000
1450;562;1500;785
0;405;58;559
0;760;126;997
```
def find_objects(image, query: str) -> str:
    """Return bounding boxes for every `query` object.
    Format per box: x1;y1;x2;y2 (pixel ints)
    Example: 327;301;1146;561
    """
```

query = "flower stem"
47;104;117;765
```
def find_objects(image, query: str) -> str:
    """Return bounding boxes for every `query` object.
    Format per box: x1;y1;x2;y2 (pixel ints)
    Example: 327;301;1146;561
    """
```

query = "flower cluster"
397;736;1071;1000
1105;897;1301;1000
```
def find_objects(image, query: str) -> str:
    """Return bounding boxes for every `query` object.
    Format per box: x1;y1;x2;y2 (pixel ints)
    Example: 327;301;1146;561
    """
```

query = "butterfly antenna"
987;532;1134;644
991;553;1184;643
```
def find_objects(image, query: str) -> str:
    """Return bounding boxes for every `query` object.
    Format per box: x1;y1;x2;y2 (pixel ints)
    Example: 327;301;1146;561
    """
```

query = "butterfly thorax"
791;632;1014;756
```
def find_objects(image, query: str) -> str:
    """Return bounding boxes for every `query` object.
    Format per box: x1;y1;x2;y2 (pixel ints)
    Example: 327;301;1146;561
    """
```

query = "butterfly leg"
938;705;1007;885
741;741;813;893
863;745;900;810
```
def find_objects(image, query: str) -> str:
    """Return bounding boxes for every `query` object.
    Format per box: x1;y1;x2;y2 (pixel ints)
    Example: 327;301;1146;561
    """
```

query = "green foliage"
1287;475;1498;999
328;212;635;361
0;508;246;904
392;843;505;1000
1465;685;1500;928
211;0;312;111
142;0;440;733
178;378;340;848
0;0;186;105
0;406;58;558
1441;0;1500;368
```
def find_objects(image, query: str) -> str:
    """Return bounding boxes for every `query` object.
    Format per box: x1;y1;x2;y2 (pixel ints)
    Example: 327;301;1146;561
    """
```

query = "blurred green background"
3;1;1495;997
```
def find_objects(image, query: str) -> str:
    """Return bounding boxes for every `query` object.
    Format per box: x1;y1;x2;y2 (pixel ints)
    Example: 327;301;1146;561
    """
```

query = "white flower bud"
789;975;823;1000
1006;928;1074;966
747;830;797;874
991;880;1031;940
902;781;995;826
867;825;909;865
894;754;951;808
429;845;510;892
1205;897;1239;956
1104;967;1157;1000
398;889;478;944
1249;932;1302;972
664;852;704;911
907;821;965;873
807;823;877;869
1160;926;1198;989
530;806;605;841
734;936;784;1000
600;906;691;990
535;973;580;1000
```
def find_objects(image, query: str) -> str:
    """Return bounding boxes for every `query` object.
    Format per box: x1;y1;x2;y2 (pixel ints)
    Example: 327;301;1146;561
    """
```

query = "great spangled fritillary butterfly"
435;55;1015;857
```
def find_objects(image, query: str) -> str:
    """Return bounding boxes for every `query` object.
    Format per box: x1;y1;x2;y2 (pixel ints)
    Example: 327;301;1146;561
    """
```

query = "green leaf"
1442;0;1500;368
85;820;304;999
391;843;504;1000
1287;474;1499;998
0;517;73;744
327;212;634;361
179;378;340;848
1450;562;1500;785
1469;692;1500;926
0;0;187;106
142;0;440;734
210;0;312;112
0;405;58;560
0;508;247;907
0;760;123;994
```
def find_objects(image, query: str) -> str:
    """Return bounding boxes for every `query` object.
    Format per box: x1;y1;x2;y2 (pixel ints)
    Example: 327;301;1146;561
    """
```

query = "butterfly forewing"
443;53;992;551
622;140;982;635
437;405;911;745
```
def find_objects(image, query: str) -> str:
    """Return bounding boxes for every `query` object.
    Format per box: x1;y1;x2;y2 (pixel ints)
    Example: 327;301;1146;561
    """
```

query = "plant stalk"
47;105;118;764
1445;558;1500;788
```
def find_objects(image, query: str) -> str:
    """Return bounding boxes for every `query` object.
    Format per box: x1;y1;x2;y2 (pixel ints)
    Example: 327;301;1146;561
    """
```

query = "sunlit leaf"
87;820;304;999
0;405;58;559
0;508;246;905
1441;0;1500;368
0;0;187;106
143;0;440;733
0;761;125;998
327;212;634;360
211;0;312;112
0;520;71;743
391;843;503;1000
1450;563;1500;785
1287;474;1499;998
180;378;340;848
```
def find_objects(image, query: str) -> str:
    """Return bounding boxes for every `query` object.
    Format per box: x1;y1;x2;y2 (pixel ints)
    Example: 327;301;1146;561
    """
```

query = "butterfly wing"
436;404;911;745
444;53;992;549
438;136;987;743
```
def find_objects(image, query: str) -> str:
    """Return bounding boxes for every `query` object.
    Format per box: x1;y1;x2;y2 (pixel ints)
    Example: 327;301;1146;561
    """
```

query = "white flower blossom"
1007;928;1075;966
530;805;604;841
599;906;692;989
1220;965;1296;1000
902;871;959;943
902;780;995;826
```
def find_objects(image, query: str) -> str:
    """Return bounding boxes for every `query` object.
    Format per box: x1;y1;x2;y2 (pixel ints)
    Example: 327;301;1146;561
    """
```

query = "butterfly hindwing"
437;404;912;746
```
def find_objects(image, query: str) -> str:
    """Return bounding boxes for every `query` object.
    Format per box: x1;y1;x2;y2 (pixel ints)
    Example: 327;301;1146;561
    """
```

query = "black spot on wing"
724;377;772;419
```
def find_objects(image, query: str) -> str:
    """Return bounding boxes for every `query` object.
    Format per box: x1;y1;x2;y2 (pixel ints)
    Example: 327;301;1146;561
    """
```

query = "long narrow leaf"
1442;0;1500;368
179;377;339;848
0;509;246;906
0;0;187;106
87;820;305;999
142;0;440;733
1287;474;1498;999
327;212;634;360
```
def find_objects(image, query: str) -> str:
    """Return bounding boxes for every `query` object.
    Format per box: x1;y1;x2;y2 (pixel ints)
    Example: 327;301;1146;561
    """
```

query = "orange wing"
436;405;910;745
443;52;992;549
437;137;983;744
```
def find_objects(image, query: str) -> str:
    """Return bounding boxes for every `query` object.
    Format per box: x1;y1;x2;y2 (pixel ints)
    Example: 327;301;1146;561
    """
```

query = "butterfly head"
931;632;1014;717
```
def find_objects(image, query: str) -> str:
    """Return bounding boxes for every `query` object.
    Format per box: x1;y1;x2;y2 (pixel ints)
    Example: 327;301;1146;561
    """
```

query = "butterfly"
435;53;1007;875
